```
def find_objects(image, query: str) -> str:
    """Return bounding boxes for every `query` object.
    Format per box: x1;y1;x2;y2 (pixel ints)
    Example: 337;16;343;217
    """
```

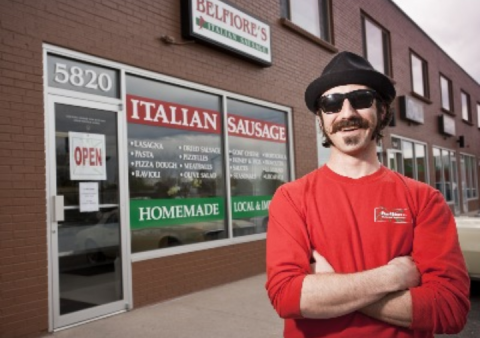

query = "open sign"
69;132;106;180
74;146;102;166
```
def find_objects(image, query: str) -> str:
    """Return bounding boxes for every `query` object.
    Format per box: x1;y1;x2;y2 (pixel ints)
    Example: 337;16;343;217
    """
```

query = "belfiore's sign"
127;94;221;134
181;0;272;66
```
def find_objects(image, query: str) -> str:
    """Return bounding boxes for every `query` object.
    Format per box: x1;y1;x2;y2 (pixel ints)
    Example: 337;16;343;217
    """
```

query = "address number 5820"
54;63;113;92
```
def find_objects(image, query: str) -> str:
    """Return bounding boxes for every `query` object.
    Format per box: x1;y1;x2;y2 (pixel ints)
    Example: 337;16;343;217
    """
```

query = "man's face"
317;84;381;156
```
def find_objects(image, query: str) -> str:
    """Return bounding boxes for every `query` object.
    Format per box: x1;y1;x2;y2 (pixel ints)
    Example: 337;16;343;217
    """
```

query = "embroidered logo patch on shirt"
374;207;411;224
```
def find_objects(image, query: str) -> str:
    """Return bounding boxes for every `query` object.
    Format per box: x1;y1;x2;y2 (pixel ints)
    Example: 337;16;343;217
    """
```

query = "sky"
391;0;480;84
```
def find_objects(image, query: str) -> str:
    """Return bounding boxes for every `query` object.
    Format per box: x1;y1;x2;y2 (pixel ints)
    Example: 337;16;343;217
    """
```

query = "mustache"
331;117;371;134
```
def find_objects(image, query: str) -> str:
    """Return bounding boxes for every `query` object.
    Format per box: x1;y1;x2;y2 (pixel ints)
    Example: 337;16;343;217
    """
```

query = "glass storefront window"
433;147;442;190
402;140;414;179
390;136;428;183
227;99;291;237
461;154;478;200
415;143;426;182
126;75;226;253
433;147;457;203
125;75;292;253
442;149;452;201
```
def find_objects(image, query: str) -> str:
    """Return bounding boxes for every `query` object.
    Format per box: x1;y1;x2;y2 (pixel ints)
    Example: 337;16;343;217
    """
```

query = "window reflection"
461;154;478;200
391;137;428;183
461;91;471;121
227;99;290;237
411;53;425;97
54;104;122;315
440;76;451;111
291;0;321;36
125;76;292;252
442;150;452;200
126;75;227;253
415;144;426;182
289;0;331;41
477;103;480;128
55;105;119;206
363;17;390;75
402;140;414;179
434;147;457;203
59;208;122;315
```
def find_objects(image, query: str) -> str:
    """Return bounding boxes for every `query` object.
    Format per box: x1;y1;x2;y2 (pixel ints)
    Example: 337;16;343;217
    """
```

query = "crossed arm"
301;251;419;327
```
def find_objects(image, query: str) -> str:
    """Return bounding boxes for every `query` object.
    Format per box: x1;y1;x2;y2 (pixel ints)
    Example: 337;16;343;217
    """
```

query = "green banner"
231;195;272;219
196;17;269;55
130;197;225;229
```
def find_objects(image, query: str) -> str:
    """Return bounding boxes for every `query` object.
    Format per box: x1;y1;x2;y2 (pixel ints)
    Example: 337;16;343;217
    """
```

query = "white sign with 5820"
47;54;119;98
54;63;112;92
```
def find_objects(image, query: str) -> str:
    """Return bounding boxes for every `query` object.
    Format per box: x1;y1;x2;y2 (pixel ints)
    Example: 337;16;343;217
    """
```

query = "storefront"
1;0;479;337
43;44;294;330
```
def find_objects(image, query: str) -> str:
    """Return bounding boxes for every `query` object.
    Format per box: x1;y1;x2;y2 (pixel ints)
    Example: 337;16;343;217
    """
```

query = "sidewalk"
42;274;283;338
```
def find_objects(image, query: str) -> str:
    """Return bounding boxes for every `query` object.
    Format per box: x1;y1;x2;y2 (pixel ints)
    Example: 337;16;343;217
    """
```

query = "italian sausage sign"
69;132;107;180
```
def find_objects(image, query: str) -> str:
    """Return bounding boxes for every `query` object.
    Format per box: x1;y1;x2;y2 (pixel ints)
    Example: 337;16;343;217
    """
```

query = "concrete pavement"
42;274;283;338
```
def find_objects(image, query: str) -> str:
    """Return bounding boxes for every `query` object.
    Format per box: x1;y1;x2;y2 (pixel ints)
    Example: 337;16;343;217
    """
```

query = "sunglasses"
317;89;379;114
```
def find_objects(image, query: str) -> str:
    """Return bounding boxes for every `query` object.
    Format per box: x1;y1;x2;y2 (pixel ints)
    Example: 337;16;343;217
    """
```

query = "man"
265;51;470;338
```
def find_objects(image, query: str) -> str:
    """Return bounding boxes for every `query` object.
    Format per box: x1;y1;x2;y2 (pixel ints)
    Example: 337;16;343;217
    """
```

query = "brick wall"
0;0;479;337
132;241;266;307
1;1;49;337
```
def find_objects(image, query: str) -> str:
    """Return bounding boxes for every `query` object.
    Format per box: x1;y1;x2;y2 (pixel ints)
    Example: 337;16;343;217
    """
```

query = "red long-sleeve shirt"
266;165;470;338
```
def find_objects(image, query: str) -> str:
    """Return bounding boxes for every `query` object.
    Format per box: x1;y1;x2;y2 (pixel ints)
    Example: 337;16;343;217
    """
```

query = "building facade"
0;0;479;337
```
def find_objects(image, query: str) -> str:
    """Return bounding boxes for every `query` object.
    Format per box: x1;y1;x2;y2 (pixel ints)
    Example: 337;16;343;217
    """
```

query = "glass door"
48;96;128;329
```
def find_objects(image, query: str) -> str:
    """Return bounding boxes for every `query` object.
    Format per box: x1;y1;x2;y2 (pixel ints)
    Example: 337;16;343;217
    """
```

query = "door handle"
53;195;65;222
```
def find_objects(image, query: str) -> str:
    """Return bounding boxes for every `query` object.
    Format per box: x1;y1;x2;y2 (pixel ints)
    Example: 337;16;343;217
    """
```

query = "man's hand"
388;256;421;290
311;250;334;274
